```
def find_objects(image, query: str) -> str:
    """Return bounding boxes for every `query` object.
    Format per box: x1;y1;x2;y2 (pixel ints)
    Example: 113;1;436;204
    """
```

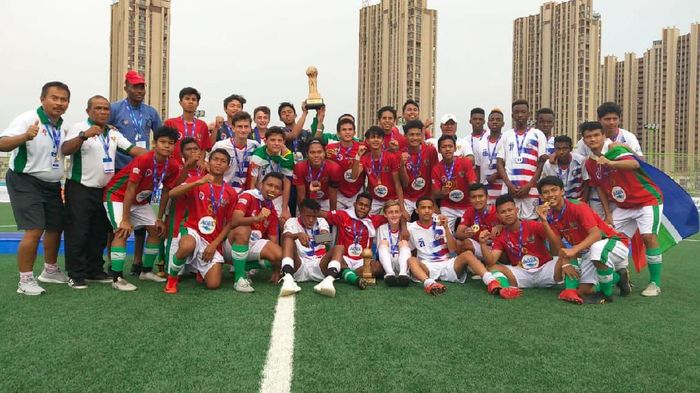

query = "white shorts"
422;258;466;283
404;199;417;216
371;199;386;215
440;206;466;232
506;258;559;288
613;205;662;237
318;199;330;211
515;197;539;220
467;238;484;260
293;256;325;282
105;202;155;230
272;196;284;218
588;198;617;220
343;255;364;271
180;228;224;277
578;238;629;283
222;237;270;263
337;192;360;210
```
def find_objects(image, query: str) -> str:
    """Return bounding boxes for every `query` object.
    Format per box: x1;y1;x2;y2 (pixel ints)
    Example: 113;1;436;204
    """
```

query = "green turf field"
1;240;700;392
0;203;17;231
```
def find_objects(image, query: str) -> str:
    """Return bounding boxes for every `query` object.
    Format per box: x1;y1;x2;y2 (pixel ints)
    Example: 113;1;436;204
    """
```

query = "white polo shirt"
66;120;134;188
1;108;66;182
426;135;474;161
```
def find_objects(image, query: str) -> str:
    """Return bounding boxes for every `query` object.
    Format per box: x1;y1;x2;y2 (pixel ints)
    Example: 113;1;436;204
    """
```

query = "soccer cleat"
38;268;68;284
558;289;583;305
487;280;502;295
641;282;661;297
139;271;167;283
164;276;179;294
234;277;255;293
584;292;613;305
17;278;46;296
424;282;447;296
112;277;137;291
384;275;398;287
499;287;522;299
617;268;631;296
85;271;112;283
68;278;88;289
313;276;336;298
396;275;410;287
195;272;204;284
279;274;301;297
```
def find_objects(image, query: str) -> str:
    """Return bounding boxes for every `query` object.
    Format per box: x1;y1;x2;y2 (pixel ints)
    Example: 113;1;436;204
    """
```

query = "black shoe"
130;263;142;276
616;268;631;297
397;275;410;287
584;292;613;305
68;278;88;289
384;275;398;287
86;271;112;283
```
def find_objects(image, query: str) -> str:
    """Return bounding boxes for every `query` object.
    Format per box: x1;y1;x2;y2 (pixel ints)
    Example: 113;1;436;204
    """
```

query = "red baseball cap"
125;70;145;85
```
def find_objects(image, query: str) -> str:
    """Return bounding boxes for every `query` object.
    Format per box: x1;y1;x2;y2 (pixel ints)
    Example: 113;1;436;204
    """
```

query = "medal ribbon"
515;128;530;160
352;220;365;246
125;102;144;141
152;156;168;200
209;183;225;216
232;140;250;179
182;116;195;138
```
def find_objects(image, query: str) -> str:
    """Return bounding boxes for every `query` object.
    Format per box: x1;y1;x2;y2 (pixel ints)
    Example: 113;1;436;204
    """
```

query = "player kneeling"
375;200;410;286
226;172;284;293
164;149;238;293
279;198;335;296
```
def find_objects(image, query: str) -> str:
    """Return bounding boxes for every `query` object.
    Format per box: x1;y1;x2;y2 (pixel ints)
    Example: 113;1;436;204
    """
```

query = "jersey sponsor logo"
612;186;627;202
136;190;152;203
145;169;152;177
198;191;205;200
132;167;140;174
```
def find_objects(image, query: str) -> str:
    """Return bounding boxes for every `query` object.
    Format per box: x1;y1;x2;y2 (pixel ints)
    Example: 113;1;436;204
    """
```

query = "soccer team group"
2;71;666;304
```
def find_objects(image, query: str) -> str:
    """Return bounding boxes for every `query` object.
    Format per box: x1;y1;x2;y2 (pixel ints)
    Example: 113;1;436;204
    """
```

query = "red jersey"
164;117;212;162
459;205;500;240
104;150;181;204
546;199;627;247
234;190;279;240
293;159;342;201
169;171;199;238
360;150;400;202
402;143;439;201
585;149;662;209
430;157;477;209
382;127;408;152
182;180;238;244
326;209;386;260
493;220;552;268
326;141;365;197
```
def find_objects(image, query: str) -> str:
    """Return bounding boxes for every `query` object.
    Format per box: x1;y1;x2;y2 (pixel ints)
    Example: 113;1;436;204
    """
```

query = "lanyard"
307;161;326;183
253;127;262;143
371;151;383;178
474;208;486;227
515;128;530;159
44;122;61;154
97;129;110;158
487;135;500;165
557;160;571;186
388;227;399;255
547;201;568;225
409;145;422;178
352;220;365;245
337;143;354;161
232;140;250;179
443;159;456;181
506;223;524;261
209;183;225;216
125;101;144;140
152;156;168;196
267;155;281;174
182;116;196;138
299;218;318;256
222;122;233;139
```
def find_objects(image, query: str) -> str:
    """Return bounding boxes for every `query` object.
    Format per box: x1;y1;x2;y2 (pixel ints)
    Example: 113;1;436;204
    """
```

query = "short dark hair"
278;102;296;116
224;94;246;109
179;87;201;101
553;135;573;148
537;175;565;194
339;113;356;123
209;148;231;163
364;126;385;139
468;183;488;195
489;109;504;118
597;102;622;119
154;126;180;143
180;136;198;150
416;195;435;206
253;106;270;117
495;194;515;208
403;119;424;133
300;198;321;211
232;111;252;125
535;107;554;118
470;107;485;116
87;95;109;109
336;117;356;132
41;81;70;100
307;138;325;149
512;99;529;109
356;192;373;204
579;121;603;137
437;134;456;148
376;106;397;120
265;126;286;140
402;99;419;112
262;172;285;184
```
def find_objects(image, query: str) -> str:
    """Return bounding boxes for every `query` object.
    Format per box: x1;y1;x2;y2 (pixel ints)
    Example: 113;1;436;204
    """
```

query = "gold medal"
445;180;454;189
471;224;480;232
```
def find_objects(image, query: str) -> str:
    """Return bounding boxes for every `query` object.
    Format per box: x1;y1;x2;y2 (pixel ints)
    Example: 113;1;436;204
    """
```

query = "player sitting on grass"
164;149;238;293
226;172;284;293
375;200;411;287
279;198;336;296
537;175;630;305
104;126;181;291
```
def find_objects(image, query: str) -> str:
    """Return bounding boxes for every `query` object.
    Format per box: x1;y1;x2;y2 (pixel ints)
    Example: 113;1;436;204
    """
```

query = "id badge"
103;157;115;174
136;141;147;149
52;159;60;170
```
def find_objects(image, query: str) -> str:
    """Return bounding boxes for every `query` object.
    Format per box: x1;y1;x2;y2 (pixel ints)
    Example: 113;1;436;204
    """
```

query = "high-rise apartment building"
109;0;170;119
512;0;601;138
358;0;437;134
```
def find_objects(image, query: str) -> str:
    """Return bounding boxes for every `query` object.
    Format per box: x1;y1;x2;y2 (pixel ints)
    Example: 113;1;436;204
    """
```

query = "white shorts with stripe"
613;205;663;237
578;238;629;284
343;255;364;271
175;228;224;277
505;258;560;288
104;202;155;230
222;237;270;263
416;258;467;283
294;255;325;282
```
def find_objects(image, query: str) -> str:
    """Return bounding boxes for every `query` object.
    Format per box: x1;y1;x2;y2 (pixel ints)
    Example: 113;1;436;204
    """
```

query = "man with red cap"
108;70;163;276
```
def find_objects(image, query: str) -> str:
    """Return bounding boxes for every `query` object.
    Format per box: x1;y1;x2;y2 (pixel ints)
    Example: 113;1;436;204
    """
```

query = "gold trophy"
362;248;376;286
305;66;324;110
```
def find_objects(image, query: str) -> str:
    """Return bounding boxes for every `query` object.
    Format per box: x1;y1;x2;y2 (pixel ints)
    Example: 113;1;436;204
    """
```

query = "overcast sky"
0;0;697;133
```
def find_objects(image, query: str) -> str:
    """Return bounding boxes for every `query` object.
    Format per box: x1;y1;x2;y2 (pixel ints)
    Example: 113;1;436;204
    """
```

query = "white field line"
259;295;296;393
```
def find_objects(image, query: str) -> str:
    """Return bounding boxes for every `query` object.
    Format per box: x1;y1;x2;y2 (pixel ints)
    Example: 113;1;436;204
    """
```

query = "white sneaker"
471;275;482;280
38;268;68;284
112;277;137;291
313;276;336;298
17;278;46;295
280;274;301;297
234;277;255;293
139;271;167;283
641;282;661;297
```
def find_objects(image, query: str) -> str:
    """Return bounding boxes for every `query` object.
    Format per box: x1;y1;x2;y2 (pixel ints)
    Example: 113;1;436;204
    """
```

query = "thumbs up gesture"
26;120;40;140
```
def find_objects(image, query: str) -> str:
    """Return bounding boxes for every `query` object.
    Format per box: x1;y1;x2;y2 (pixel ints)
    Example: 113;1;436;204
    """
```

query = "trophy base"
306;98;325;110
362;275;376;286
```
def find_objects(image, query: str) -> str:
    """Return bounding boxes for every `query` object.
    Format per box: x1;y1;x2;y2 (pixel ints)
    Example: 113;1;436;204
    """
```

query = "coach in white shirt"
426;114;474;160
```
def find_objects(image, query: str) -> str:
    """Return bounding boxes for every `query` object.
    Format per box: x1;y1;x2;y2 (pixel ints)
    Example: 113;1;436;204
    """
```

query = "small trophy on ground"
305;66;324;110
362;247;376;286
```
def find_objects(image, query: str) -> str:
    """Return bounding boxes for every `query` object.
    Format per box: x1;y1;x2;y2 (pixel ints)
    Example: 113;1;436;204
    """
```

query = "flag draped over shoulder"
605;146;700;271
